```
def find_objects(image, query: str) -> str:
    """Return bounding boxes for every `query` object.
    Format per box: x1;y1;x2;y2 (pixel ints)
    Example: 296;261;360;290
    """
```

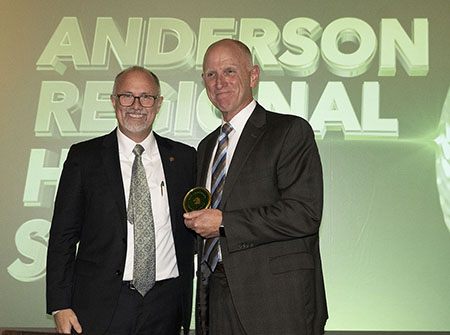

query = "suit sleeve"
46;145;84;314
222;118;323;253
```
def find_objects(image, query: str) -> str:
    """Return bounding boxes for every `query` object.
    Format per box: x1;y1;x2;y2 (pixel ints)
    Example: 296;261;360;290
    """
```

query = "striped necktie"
202;123;233;273
128;144;156;296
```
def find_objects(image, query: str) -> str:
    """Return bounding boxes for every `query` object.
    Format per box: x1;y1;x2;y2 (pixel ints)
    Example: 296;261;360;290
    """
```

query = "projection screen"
1;0;449;331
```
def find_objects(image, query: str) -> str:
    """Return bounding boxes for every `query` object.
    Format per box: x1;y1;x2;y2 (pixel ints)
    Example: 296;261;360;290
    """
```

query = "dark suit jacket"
46;129;196;334
196;104;327;335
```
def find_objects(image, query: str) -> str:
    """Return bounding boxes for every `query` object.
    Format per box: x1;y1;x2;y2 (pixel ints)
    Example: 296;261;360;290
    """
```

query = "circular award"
183;187;211;212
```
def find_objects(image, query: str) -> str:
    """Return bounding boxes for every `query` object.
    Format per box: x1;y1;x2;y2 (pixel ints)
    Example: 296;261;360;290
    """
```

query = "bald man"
185;39;328;335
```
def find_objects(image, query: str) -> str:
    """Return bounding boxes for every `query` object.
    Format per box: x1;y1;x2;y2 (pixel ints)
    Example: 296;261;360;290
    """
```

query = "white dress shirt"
205;100;256;260
117;128;179;281
205;100;256;191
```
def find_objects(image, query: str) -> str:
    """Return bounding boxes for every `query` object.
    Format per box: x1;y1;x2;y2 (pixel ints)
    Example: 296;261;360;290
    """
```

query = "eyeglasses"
114;93;159;107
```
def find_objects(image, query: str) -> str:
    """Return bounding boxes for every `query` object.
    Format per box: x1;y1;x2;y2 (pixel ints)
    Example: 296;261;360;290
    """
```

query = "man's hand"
184;209;222;238
54;308;82;334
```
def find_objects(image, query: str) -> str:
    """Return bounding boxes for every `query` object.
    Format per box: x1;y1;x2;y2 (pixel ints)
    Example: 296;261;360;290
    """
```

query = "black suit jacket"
46;129;196;334
196;104;327;335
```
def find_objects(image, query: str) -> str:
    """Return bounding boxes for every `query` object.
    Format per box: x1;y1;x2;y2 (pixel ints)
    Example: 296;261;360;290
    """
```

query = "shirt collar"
116;128;156;159
225;100;256;135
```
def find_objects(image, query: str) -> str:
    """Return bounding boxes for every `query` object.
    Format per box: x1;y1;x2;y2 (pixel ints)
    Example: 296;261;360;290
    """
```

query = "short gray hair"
112;66;161;95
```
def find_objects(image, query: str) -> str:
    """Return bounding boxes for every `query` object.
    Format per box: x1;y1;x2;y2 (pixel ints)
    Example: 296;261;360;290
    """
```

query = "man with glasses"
47;66;196;335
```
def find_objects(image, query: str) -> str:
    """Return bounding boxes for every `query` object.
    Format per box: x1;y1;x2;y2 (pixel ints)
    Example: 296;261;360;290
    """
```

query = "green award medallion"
183;187;211;212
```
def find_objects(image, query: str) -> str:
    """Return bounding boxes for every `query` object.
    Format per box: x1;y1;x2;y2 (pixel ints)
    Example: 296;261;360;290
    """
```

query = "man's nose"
215;74;226;89
132;96;142;108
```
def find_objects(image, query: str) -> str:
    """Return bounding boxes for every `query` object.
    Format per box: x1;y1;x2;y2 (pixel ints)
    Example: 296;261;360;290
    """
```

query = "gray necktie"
128;144;156;296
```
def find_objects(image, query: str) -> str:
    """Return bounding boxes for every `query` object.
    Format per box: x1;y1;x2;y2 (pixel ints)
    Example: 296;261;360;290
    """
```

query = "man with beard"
46;66;196;335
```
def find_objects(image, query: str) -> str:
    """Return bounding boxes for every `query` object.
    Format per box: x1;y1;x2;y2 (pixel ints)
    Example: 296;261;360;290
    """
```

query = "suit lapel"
154;133;178;235
101;130;127;233
199;128;220;187
220;104;267;208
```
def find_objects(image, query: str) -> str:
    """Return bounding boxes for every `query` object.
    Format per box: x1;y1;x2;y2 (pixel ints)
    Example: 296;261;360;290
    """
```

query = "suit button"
115;270;122;276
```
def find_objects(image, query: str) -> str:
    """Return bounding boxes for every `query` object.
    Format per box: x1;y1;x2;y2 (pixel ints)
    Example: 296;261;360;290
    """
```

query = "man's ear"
250;65;260;88
155;96;164;113
110;94;117;108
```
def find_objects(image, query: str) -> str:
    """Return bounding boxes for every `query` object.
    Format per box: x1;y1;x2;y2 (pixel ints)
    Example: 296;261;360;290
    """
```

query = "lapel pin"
170;156;175;162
